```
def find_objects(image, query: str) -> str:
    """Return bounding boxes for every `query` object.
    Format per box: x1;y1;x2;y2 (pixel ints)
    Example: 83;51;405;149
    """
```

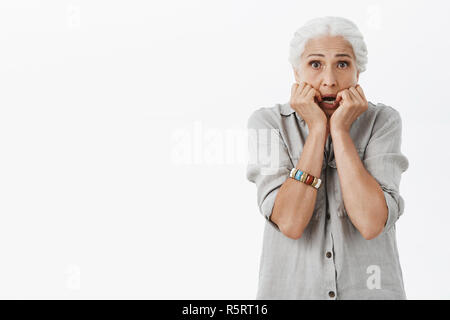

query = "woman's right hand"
290;82;328;132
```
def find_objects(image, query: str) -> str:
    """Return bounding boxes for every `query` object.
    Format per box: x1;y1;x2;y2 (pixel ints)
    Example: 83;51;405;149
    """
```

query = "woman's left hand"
330;84;368;134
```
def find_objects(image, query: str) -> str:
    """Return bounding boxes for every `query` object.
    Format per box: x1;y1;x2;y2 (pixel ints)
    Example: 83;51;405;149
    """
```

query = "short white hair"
288;16;368;73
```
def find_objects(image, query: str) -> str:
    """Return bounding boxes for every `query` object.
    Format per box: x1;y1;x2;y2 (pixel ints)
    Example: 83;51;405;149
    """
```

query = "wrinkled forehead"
301;35;356;60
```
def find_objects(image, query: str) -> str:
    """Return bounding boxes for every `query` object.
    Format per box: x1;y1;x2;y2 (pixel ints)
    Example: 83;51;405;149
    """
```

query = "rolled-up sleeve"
362;107;409;235
246;109;292;231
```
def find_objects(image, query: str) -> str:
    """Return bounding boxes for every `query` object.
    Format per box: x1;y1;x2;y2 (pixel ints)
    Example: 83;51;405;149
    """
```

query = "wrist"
309;124;327;136
330;128;348;137
308;125;328;147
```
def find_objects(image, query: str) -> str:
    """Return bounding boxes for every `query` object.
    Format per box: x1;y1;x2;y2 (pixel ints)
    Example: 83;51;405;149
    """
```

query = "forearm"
271;127;327;239
331;130;387;240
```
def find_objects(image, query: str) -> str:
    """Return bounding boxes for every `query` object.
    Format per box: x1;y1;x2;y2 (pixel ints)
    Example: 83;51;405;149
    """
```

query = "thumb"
336;91;343;103
314;89;322;102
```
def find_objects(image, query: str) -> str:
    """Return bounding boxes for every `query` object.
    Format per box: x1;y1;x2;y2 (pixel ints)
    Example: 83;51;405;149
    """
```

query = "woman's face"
294;35;360;118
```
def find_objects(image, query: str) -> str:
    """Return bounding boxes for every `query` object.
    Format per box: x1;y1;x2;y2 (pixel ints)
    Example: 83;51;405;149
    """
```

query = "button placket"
324;230;337;300
323;138;337;299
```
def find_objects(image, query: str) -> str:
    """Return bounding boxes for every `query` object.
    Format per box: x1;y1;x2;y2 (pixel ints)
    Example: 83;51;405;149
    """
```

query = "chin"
323;108;335;116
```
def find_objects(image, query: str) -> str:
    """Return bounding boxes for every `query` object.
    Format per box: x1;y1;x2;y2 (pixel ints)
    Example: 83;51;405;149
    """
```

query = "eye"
338;61;349;69
309;61;321;69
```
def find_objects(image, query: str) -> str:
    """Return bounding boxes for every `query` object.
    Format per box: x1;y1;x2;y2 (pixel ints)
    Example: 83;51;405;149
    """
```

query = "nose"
321;67;337;88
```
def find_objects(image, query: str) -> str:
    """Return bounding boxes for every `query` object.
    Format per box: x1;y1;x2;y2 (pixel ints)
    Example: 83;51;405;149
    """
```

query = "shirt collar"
280;101;305;123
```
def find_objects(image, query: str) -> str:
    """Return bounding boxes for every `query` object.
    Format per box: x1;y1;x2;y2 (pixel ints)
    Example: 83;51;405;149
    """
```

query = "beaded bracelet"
289;168;322;189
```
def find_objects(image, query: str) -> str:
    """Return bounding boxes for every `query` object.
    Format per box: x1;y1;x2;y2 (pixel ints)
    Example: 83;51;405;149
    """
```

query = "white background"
0;0;449;299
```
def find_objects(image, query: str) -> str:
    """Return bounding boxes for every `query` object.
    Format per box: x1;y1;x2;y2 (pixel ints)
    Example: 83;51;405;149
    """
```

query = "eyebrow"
306;53;353;58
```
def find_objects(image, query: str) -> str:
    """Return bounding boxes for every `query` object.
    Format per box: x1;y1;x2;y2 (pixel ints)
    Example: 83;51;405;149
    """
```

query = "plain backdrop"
0;0;449;299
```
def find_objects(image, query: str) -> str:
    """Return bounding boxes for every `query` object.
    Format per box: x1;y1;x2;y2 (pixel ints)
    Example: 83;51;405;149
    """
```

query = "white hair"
288;16;368;73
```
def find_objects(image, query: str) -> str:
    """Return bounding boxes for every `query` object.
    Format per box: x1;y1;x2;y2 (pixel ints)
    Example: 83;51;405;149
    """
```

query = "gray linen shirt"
246;101;409;300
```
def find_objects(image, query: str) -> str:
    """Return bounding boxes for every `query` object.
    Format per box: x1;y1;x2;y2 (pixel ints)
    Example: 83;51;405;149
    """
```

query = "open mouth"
318;95;339;109
321;96;336;104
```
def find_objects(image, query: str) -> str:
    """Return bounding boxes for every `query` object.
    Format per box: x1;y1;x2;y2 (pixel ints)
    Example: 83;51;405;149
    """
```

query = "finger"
336;91;342;103
306;87;317;101
291;81;305;98
314;88;322;102
336;89;347;103
348;87;362;103
343;90;353;102
301;83;312;97
355;85;367;101
304;84;320;102
291;83;299;98
296;81;307;96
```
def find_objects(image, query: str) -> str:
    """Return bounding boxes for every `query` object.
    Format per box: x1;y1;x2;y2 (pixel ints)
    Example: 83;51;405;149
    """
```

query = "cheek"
299;67;317;82
303;76;321;88
340;78;357;89
347;69;358;84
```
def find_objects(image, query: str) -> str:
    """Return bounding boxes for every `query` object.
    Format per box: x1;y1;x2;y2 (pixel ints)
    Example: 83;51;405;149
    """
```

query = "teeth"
322;100;335;104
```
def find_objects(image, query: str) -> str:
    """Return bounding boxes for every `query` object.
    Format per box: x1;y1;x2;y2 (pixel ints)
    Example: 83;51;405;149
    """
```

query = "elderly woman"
246;16;409;299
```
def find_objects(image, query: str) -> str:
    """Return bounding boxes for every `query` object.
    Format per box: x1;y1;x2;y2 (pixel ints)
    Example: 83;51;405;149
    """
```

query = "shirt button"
329;291;335;298
326;251;332;258
326;214;330;220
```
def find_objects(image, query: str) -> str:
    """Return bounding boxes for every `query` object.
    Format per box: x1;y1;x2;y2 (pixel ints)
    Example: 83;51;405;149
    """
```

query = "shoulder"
247;103;285;130
361;102;404;146
366;101;402;124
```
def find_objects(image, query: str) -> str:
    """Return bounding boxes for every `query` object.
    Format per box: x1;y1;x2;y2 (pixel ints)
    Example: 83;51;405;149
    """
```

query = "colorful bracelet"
289;168;322;189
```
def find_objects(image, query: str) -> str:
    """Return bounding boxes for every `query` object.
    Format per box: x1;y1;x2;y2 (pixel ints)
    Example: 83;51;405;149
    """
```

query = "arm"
331;130;387;240
331;108;409;240
246;109;327;240
271;126;327;239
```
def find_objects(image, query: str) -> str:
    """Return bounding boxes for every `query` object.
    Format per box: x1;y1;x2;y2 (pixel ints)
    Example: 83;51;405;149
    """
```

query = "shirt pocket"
328;147;366;218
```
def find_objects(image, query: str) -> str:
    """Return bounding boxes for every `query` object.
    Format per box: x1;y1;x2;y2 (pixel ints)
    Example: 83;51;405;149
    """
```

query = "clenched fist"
330;84;368;134
290;81;328;133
